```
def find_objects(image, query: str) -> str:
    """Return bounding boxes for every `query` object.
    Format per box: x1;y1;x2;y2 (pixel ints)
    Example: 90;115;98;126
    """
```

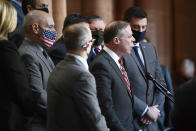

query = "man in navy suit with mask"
123;6;165;131
87;15;106;64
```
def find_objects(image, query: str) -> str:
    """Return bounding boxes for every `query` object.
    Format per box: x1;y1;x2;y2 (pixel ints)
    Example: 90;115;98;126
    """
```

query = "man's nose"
138;27;143;32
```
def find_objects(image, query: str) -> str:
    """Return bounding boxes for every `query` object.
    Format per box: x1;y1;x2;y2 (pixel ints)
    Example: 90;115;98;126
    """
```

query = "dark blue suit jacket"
158;65;174;129
10;0;24;25
90;50;134;131
48;37;66;65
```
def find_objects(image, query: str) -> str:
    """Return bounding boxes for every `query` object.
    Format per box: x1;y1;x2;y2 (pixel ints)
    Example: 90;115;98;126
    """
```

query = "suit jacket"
87;45;103;65
47;37;66;65
90;50;134;131
10;0;24;25
18;38;54;124
172;77;196;131
123;42;165;131
47;55;107;131
0;40;35;131
8;24;25;48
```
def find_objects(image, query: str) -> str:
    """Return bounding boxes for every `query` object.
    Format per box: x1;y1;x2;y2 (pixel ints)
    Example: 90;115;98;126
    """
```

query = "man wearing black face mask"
87;15;106;65
123;6;165;131
22;0;49;15
8;0;49;49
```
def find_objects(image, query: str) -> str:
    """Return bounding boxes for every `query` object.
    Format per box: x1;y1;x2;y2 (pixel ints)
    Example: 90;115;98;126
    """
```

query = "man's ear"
26;5;33;13
112;37;120;45
83;43;91;50
32;23;40;34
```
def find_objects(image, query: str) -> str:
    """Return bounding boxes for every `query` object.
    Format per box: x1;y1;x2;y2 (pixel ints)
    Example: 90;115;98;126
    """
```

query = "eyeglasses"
88;38;95;44
82;39;96;48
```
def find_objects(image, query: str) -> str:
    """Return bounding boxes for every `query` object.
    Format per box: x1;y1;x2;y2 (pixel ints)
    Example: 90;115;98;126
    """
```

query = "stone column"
115;0;135;20
135;0;173;69
52;0;67;39
82;0;115;24
173;0;196;73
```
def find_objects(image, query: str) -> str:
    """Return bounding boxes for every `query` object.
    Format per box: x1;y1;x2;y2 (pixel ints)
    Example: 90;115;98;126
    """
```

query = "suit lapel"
102;51;132;97
131;50;146;79
140;43;150;76
36;52;53;72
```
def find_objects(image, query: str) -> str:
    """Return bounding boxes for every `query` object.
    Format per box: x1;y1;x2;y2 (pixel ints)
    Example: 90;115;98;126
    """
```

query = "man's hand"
140;105;161;125
146;105;160;122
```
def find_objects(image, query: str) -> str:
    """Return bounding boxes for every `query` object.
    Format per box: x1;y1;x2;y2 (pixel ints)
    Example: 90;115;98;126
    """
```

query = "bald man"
18;10;56;131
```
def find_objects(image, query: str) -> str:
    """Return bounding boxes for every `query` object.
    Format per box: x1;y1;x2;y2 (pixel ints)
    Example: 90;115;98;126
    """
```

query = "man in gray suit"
123;6;165;131
47;23;108;131
18;10;56;131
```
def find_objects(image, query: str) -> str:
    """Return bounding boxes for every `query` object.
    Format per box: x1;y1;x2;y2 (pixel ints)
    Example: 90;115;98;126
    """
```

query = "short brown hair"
104;21;129;44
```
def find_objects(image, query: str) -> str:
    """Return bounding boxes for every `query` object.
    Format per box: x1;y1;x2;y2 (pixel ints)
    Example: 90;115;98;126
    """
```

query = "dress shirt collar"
134;42;140;47
103;46;121;69
66;53;89;70
92;45;102;54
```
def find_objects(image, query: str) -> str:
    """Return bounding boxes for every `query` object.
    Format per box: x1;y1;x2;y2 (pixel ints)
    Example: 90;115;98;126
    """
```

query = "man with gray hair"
18;10;56;131
47;23;108;131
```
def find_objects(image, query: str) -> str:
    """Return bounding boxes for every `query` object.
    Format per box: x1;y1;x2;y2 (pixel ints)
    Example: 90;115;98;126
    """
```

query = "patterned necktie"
94;47;100;55
118;58;132;96
43;50;54;69
133;46;146;73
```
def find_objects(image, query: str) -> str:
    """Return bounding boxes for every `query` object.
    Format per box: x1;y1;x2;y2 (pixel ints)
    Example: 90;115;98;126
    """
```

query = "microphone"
146;72;174;103
146;72;154;81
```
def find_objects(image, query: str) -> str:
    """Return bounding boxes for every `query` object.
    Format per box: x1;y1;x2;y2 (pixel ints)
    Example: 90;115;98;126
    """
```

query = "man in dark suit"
90;21;135;131
123;6;164;131
18;10;56;131
87;15;106;64
48;13;88;65
47;23;108;131
172;77;196;131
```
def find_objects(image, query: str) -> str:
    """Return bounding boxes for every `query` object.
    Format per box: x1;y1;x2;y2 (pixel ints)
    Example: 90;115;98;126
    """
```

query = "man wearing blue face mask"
18;10;56;131
123;6;165;131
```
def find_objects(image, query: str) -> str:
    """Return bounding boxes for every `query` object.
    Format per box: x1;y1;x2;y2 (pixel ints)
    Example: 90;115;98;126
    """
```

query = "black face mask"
35;8;49;13
132;29;146;43
92;30;104;46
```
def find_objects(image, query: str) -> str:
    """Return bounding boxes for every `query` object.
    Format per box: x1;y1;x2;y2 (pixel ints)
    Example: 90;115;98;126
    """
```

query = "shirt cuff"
141;106;148;117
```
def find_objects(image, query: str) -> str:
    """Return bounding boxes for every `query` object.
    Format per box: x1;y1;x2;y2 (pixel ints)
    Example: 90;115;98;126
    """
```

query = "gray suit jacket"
47;55;107;131
18;38;54;122
123;42;165;131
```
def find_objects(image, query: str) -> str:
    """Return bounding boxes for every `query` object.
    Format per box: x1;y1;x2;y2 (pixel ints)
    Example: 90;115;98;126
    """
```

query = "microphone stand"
146;72;175;103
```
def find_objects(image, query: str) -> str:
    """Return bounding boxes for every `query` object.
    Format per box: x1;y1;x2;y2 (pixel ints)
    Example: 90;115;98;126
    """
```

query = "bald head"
23;10;53;31
22;10;56;49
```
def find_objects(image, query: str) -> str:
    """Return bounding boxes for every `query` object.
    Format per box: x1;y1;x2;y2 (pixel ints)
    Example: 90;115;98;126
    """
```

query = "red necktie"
94;47;100;55
118;58;132;96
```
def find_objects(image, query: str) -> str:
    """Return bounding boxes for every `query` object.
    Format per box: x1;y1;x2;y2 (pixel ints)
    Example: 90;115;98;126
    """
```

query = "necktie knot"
118;58;124;67
94;47;100;55
133;46;139;52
